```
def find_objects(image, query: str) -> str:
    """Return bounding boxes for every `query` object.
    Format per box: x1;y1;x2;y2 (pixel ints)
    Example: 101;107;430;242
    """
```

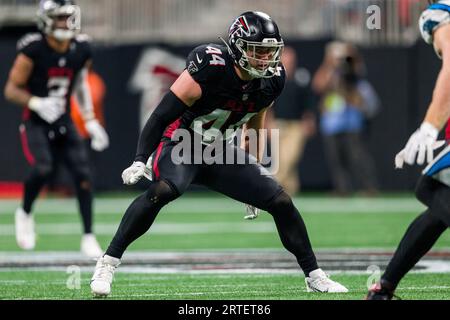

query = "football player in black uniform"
4;0;109;258
366;0;450;300
90;11;348;297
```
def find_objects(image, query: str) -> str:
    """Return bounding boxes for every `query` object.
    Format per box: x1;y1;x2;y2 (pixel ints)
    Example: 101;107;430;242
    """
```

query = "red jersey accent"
22;108;30;121
163;118;182;139
445;118;450;141
19;125;35;165
153;142;164;180
47;67;74;79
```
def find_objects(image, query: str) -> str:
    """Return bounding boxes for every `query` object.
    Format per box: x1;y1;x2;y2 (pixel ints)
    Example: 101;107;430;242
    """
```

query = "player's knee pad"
267;191;295;216
72;168;91;191
144;180;179;206
77;179;92;191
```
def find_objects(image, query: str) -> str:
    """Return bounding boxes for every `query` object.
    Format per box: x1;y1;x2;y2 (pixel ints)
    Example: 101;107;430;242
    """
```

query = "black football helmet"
223;11;284;78
37;0;81;41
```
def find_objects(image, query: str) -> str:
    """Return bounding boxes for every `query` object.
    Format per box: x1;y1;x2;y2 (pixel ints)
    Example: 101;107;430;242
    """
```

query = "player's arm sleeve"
134;90;188;163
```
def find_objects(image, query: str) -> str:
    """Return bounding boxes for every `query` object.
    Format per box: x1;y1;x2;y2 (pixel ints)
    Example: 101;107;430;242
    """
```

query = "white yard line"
0;197;426;215
1;250;449;275
0;222;276;235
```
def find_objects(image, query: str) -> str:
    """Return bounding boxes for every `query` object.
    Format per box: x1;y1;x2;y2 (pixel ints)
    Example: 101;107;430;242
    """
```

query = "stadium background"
0;0;449;300
0;0;443;192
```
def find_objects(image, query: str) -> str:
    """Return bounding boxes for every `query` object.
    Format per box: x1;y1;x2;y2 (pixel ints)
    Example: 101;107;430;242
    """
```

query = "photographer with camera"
312;41;380;195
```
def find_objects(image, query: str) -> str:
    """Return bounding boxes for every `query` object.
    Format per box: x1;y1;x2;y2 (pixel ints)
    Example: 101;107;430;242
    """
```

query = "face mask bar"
236;39;284;78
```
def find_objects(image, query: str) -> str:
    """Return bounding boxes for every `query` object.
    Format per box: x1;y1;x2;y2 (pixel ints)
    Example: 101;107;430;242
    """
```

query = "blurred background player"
90;11;348;297
312;41;380;196
267;46;316;195
3;0;109;258
45;66;106;195
367;0;450;300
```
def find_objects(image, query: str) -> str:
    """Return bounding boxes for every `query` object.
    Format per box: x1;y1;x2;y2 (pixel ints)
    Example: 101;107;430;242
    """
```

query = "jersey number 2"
48;77;70;98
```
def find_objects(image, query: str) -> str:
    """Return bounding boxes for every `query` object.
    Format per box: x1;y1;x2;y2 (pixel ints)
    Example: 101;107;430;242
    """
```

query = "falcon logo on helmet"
229;16;251;38
37;0;81;41
221;11;284;79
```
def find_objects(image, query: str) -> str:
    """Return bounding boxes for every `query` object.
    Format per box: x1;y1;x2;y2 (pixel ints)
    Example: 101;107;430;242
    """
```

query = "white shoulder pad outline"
17;33;42;51
419;1;450;45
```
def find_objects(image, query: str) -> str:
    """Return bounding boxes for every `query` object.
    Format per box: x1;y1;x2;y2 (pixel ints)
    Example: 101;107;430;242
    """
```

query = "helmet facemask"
37;1;81;41
235;38;284;79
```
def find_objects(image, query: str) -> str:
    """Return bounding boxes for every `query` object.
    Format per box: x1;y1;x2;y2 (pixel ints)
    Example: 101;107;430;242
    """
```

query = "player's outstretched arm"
122;70;201;185
395;24;450;168
425;24;450;131
134;70;201;163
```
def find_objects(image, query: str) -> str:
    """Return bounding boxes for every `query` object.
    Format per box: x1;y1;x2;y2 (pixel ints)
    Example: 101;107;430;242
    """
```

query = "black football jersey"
163;44;285;143
17;32;92;124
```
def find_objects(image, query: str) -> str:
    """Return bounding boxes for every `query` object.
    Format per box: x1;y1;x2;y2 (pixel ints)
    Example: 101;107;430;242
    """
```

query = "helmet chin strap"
218;37;235;59
53;29;74;41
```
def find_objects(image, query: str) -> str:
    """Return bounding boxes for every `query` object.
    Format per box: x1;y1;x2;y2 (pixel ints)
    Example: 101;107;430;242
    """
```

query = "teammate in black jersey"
4;0;108;258
90;11;348;297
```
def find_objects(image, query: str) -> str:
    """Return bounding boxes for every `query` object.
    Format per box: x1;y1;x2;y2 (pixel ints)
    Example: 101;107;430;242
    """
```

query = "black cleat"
365;280;399;300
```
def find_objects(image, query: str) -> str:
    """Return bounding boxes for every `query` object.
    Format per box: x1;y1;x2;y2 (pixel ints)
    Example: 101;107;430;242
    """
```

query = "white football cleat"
15;207;36;250
81;234;103;259
90;255;121;297
305;269;349;293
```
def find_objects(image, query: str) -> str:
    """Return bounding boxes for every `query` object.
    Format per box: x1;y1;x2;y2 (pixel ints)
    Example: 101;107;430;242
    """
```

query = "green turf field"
1;271;450;300
0;193;449;300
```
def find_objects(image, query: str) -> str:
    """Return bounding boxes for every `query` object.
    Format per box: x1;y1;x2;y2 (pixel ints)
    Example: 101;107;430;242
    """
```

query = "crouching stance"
91;11;348;297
